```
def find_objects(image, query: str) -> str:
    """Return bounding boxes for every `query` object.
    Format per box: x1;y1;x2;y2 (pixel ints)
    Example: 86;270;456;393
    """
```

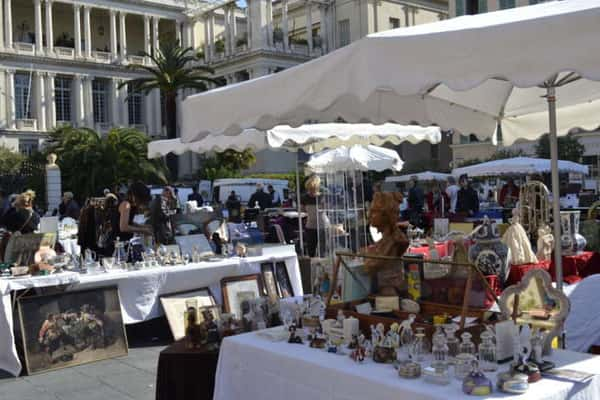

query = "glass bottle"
444;324;460;358
410;329;427;362
432;326;449;367
113;237;127;268
416;326;431;354
459;332;476;355
478;331;497;372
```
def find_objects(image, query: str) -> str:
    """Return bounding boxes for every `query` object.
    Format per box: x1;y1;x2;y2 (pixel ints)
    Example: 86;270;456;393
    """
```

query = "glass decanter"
410;328;427;362
478;330;497;372
459;332;476;355
431;325;449;367
113;237;128;268
444;324;460;358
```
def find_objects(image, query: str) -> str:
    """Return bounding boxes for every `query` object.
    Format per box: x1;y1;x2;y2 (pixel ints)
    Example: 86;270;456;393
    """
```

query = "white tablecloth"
0;245;301;377
214;331;600;400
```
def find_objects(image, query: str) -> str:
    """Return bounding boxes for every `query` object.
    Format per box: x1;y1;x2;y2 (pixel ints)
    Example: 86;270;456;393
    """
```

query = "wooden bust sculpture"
365;192;409;274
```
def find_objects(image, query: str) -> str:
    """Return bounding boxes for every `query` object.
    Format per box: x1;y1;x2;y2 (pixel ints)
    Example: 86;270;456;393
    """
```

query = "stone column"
176;21;182;46
83;76;94;127
208;13;215;58
5;70;15;129
34;0;43;54
282;0;289;51
266;0;273;47
203;15;210;62
153;89;162;136
223;7;231;56
0;70;6;128
34;72;46;131
119;12;127;60
73;4;82;58
246;6;252;50
305;1;313;54
143;15;151;55
46;154;62;216
152;17;160;55
110;78;120;127
249;0;267;50
83;6;92;58
120;81;129;126
45;0;54;54
145;91;154;134
110;9;118;60
231;7;238;51
72;74;84;126
46;73;56;130
319;5;327;53
0;0;4;51
4;0;12;50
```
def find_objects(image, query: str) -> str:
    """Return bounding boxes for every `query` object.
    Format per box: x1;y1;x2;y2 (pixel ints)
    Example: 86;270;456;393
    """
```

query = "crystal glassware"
454;353;476;380
478;330;497;372
432;325;449;367
444;324;460;359
102;257;115;271
459;332;476;355
410;329;427;362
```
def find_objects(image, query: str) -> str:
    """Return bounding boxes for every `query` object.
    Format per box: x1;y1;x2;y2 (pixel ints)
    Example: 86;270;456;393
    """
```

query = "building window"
55;77;71;123
430;144;440;160
127;83;143;125
15;73;32;120
92;79;108;124
19;139;39;156
582;156;599;178
338;19;350;47
499;0;515;9
389;18;400;29
456;0;465;16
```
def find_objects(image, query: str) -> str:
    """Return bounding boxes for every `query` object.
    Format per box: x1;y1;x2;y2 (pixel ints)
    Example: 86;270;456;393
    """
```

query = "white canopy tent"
305;145;403;174
385;171;451;183
452;157;589;177
176;0;600;291
147;123;441;157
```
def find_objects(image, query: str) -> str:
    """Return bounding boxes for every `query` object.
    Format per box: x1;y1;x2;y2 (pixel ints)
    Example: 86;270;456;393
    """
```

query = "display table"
506;261;551;286
156;339;219;400
0;245;301;377
549;252;598;284
214;330;600;400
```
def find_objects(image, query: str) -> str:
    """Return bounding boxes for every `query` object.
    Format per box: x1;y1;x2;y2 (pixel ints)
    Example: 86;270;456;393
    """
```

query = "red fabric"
498;185;519;207
408;242;449;258
506;261;551;285
548;251;596;283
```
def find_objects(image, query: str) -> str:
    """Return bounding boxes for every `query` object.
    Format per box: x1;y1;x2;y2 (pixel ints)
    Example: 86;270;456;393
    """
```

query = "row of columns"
1;0;187;63
2;70;162;135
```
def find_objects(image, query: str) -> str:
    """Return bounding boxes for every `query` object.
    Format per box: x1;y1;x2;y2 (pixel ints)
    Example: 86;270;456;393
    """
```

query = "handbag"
581;201;600;253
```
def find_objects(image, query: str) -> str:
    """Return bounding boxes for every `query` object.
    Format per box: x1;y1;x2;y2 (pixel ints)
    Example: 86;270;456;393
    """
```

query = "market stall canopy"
452;157;589;177
305;145;403;173
180;0;600;145
385;171;451;183
147;123;441;158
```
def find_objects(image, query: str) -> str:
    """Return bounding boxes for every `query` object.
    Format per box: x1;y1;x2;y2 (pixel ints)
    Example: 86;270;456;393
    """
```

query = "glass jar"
444;324;460;358
423;365;451;385
454;353;476;380
410;330;427;362
459;332;476;355
478;331;497;372
432;327;449;367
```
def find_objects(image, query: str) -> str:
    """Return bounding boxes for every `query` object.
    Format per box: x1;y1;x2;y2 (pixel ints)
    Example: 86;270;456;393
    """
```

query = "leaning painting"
18;286;128;374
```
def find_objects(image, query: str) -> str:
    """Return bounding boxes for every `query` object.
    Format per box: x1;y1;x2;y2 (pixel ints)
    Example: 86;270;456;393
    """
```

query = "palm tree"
121;39;215;179
46;126;168;200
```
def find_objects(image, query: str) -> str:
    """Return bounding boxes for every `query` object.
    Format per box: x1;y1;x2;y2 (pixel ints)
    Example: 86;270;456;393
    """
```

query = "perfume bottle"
410;327;428;362
432;325;449;367
459;332;476;355
478;330;498;372
444;324;460;358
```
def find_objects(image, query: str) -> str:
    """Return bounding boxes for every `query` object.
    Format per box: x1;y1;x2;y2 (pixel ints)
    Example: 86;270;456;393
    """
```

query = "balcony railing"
16;119;37;130
94;51;112;63
55;46;75;59
14;42;35;55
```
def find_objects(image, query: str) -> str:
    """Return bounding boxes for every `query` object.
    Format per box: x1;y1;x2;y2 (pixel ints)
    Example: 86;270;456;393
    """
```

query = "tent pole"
547;86;563;293
296;152;304;254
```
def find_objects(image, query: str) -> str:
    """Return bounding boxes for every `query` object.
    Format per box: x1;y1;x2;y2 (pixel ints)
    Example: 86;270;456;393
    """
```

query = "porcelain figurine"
511;325;541;383
468;217;510;282
462;361;493;396
348;334;359;349
350;345;366;362
501;215;538;266
335;309;345;328
536;225;554;261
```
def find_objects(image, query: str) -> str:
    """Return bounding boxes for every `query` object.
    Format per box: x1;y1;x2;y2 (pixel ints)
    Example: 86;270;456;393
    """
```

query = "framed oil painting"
17;286;128;375
221;274;264;319
160;287;216;340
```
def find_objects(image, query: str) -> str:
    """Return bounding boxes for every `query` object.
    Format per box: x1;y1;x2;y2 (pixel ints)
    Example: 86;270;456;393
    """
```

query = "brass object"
519;181;550;242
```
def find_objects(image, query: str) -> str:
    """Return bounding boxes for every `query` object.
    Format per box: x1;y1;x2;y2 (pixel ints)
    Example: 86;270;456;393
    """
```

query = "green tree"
45;126;168;201
122;39;214;178
0;146;25;175
535;134;585;162
195;149;257;181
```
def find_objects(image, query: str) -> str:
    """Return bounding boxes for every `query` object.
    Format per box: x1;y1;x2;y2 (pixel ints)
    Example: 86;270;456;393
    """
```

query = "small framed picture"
261;263;280;302
221;274;264;319
275;261;294;298
160;287;216;340
403;254;425;301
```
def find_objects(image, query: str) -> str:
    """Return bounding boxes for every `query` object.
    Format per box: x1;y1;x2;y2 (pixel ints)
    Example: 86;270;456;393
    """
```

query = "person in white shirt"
446;176;460;214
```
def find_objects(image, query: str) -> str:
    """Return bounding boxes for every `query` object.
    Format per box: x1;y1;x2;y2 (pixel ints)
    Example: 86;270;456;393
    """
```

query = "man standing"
248;184;272;210
187;186;204;206
149;187;177;245
267;185;281;207
58;192;80;220
499;177;520;208
456;174;480;216
446;176;460;214
407;176;424;227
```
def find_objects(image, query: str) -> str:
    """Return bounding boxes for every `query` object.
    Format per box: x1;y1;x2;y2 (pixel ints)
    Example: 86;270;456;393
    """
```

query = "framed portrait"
17;286;128;375
160;288;216;340
221;274;264;319
261;263;280;302
275;261;294;298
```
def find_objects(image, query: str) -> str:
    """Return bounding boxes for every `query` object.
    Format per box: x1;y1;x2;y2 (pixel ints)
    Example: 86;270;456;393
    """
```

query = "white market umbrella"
385;171;451;183
452;157;589;177
306;145;403;174
177;0;600;291
147;123;441;158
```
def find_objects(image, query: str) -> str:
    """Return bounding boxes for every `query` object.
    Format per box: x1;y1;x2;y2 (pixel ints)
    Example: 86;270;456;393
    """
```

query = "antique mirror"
499;269;570;353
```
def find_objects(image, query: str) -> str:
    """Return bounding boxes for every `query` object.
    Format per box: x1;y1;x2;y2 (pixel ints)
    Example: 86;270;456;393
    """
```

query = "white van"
212;178;289;205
